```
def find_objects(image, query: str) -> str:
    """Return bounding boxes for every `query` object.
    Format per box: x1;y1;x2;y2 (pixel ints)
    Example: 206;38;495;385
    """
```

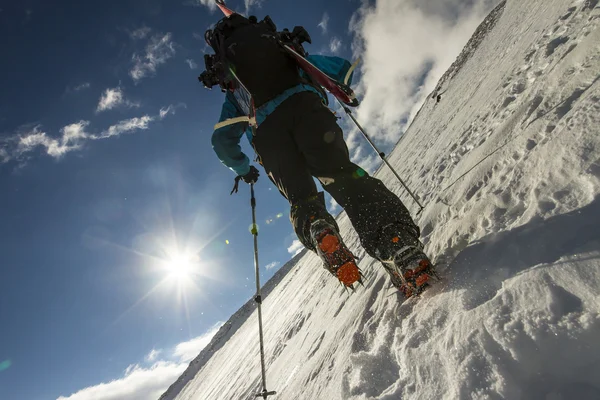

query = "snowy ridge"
163;0;600;398
437;1;506;88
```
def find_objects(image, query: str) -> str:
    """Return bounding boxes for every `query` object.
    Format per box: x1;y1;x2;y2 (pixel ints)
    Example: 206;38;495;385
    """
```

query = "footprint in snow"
502;95;517;108
584;0;599;10
559;6;577;21
524;49;537;63
510;80;527;95
546;36;570;57
555;88;585;118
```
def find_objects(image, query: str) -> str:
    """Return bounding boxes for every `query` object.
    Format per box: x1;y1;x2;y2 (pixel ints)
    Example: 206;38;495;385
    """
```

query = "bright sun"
165;253;195;280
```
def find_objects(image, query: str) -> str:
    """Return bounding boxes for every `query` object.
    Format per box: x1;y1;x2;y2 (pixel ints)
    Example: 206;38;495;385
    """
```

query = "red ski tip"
215;0;235;16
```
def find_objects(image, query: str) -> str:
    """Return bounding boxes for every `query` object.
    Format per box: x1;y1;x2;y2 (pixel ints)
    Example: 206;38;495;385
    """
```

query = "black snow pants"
252;91;419;261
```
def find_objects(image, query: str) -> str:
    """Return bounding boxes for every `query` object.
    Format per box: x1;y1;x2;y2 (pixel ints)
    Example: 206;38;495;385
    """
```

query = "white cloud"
61;121;90;144
65;82;91;94
265;261;280;270
97;88;123;112
95;115;153;139
130;26;151;40
348;0;494;148
56;361;186;400
130;33;176;82
0;147;9;163
1;106;176;163
159;103;185;120
185;58;198;69
185;0;217;11
145;349;162;362
15;122;90;159
287;240;304;257
356;153;380;175
159;105;174;119
173;323;223;363
57;324;224;400
244;0;264;14
318;12;329;34
96;87;139;113
73;82;90;92
329;37;342;54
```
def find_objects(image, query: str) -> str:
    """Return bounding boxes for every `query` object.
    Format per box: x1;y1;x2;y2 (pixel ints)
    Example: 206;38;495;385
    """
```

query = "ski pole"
249;184;277;399
336;100;425;214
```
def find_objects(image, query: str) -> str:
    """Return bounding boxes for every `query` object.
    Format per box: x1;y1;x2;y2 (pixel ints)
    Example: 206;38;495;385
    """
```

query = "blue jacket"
211;55;355;176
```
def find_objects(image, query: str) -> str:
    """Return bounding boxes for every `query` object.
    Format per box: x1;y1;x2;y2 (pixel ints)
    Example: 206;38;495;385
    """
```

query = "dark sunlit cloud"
344;0;496;166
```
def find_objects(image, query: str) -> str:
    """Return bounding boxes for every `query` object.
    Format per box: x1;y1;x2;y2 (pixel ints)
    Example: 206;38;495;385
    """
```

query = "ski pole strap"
230;175;242;195
214;116;257;130
344;58;361;85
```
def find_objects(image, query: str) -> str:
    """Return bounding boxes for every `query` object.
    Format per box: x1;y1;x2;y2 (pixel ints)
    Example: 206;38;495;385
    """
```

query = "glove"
230;166;260;195
241;165;260;184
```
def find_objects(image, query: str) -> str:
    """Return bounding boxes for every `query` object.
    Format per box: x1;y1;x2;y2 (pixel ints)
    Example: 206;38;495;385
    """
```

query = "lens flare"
0;360;11;372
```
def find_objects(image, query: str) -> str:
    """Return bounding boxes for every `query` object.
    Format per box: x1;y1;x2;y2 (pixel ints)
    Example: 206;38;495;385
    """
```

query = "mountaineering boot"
388;246;437;298
309;219;361;288
376;223;437;297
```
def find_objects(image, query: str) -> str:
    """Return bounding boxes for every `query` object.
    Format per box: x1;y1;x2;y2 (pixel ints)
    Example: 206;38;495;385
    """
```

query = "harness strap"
214;116;257;130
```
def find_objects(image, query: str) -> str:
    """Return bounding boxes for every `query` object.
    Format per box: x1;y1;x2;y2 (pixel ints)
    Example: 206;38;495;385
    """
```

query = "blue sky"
0;0;494;398
0;1;360;399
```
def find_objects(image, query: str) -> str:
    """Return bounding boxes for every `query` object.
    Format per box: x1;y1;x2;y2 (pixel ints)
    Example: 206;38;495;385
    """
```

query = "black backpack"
204;14;305;108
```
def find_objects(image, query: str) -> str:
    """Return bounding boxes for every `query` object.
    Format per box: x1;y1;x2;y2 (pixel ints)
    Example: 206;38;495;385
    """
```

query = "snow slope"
162;0;600;398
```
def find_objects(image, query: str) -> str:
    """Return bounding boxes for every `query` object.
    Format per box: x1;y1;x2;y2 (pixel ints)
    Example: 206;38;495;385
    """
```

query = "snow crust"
162;0;600;398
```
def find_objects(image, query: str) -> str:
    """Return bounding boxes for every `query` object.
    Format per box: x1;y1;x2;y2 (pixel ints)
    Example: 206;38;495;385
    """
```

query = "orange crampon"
316;230;361;287
400;259;434;298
